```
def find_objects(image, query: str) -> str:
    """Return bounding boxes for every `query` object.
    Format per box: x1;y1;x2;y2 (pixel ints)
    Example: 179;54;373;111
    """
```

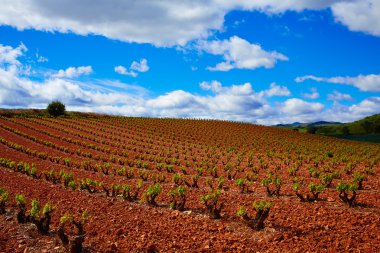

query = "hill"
276;114;380;143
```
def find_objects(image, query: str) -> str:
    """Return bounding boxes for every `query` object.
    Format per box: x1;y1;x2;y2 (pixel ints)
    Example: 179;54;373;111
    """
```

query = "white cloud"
114;65;137;77
302;87;319;99
55;66;93;78
327;90;353;101
1;42;379;126
199;81;290;97
296;74;380;92
261;83;291;97
130;59;149;72
36;53;48;63
0;0;377;47
215;0;345;13
0;0;225;46
331;0;380;37
0;43;27;65
115;58;149;77
281;98;324;115
199;36;288;71
199;80;223;93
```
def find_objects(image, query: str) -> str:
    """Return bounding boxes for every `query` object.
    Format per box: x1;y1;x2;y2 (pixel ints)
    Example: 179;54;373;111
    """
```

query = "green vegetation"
47;101;66;117
237;200;271;230
279;114;380;143
15;194;27;223
0;188;9;214
141;183;162;206
29;200;54;234
201;189;224;219
168;186;187;211
262;173;282;197
58;211;90;253
336;181;357;207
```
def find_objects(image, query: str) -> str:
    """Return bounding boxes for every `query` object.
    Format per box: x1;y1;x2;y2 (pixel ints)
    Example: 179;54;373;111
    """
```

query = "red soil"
0;117;379;252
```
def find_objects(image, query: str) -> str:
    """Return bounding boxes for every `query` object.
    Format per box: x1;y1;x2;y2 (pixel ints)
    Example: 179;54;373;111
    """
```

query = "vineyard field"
0;114;379;252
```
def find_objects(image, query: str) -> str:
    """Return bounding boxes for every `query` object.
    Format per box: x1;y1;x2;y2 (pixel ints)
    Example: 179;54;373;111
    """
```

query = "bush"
58;211;90;253
336;182;357;207
29;200;54;235
293;183;325;202
237;200;271;230
200;190;224;219
168;186;187;211
261;173;282;197
47;101;66;117
141;183;162;206
15;194;27;223
0;188;9;214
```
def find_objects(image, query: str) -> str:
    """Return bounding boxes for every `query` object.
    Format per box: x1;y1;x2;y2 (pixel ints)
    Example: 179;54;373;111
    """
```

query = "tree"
47;101;66;117
306;126;318;134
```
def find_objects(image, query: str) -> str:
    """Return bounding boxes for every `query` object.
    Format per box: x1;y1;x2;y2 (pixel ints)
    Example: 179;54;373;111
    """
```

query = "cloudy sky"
0;0;379;125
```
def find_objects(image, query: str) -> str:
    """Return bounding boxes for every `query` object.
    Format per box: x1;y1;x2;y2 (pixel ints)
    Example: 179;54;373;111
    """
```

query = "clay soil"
0;116;379;252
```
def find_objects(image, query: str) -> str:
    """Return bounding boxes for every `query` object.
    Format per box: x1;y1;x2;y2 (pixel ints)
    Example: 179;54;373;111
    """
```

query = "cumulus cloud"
216;0;346;13
55;66;93;78
0;43;27;65
114;65;137;77
261;83;291;97
199;36;288;71
115;58;149;77
327;90;354;101
130;59;149;72
0;0;377;47
296;74;380;92
199;80;223;93
331;0;380;37
302;88;319;99
281;98;324;115
1;42;379;125
0;0;225;46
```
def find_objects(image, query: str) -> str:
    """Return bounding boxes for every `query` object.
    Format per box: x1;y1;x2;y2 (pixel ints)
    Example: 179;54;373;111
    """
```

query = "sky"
0;0;379;125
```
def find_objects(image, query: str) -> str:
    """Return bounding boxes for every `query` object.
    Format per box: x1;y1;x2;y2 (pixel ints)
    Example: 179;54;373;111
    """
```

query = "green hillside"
315;114;380;136
279;114;380;143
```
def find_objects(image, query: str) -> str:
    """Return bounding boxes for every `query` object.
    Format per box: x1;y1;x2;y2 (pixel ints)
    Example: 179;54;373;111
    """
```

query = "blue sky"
0;1;379;124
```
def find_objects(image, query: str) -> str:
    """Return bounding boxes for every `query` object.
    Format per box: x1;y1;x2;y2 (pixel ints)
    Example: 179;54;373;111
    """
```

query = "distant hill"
276;121;341;128
275;114;380;143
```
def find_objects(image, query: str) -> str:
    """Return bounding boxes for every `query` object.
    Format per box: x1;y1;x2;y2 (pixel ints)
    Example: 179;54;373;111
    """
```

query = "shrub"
185;174;199;188
237;200;271;230
0;188;9;214
307;183;325;201
168;186;187;211
336;182;357;207
319;173;336;188
47;101;66;117
172;173;184;186
141;183;162;206
293;183;324;202
261;173;282;197
15;194;27;223
352;172;366;190
122;180;142;202
58;211;90;253
235;178;250;193
29;200;54;235
200;190;224;219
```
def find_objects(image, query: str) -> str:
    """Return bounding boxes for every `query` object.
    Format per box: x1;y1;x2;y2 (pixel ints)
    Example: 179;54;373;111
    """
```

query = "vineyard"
0;114;379;252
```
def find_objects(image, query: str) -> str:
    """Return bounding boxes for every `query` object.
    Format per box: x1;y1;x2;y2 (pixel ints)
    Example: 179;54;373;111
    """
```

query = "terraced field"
0;115;379;252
